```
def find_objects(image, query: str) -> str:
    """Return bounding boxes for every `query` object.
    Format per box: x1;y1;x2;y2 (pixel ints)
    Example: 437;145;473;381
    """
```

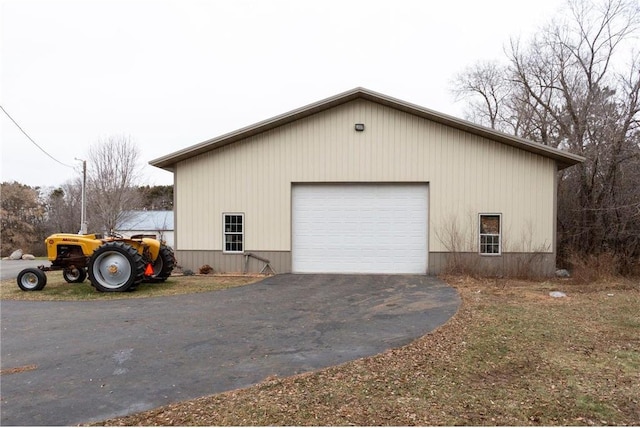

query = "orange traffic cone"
144;263;154;276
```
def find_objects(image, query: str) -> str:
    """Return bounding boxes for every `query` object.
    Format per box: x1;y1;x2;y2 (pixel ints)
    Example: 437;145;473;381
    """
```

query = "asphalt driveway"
0;274;460;426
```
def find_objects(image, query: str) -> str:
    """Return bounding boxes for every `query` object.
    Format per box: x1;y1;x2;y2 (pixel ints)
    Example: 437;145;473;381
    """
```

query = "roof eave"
149;88;364;170
355;89;585;170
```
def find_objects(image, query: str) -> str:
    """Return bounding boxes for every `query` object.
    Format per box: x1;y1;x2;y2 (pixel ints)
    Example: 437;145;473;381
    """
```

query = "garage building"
150;88;584;276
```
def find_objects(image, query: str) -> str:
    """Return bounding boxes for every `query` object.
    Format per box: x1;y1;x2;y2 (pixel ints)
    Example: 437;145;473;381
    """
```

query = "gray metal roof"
149;87;585;171
117;211;174;231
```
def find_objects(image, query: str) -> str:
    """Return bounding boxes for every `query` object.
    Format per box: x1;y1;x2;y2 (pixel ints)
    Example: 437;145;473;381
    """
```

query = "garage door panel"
292;184;428;274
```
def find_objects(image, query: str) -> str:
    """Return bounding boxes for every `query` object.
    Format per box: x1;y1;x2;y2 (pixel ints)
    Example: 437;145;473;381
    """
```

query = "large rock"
9;249;23;260
21;254;36;260
549;291;567;298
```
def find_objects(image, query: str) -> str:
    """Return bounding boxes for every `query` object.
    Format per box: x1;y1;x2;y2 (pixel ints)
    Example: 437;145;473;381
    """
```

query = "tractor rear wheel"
17;268;47;291
63;267;87;283
146;245;175;282
88;242;144;292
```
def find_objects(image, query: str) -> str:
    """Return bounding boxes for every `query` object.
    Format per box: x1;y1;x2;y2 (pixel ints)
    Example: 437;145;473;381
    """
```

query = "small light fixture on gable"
354;123;365;132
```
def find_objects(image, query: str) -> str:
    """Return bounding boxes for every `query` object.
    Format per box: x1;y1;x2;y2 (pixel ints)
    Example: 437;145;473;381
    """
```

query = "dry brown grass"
565;251;640;282
0;273;264;301
91;275;640;426
0;364;38;376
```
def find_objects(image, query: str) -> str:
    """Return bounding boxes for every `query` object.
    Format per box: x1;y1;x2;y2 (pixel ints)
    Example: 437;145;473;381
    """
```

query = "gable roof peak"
150;87;584;171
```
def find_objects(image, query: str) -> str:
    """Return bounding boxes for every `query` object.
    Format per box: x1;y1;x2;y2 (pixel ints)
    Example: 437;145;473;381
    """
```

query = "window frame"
478;213;502;256
222;213;244;254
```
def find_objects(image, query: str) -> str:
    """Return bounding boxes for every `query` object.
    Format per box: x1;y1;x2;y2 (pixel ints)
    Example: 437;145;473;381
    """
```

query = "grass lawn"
0;272;263;301
90;275;640;426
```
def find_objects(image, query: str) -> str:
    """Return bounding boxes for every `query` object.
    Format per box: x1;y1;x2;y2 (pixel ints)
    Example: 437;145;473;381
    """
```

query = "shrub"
567;251;625;283
199;264;214;275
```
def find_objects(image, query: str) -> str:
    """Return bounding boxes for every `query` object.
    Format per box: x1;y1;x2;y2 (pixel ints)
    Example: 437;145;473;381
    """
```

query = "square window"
223;213;244;253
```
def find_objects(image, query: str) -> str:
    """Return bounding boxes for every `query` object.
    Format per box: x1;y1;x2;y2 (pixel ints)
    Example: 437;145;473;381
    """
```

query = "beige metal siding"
176;99;556;255
175;250;290;274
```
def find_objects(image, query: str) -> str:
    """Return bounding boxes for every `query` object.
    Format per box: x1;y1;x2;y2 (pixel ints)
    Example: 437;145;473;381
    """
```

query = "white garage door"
292;183;428;273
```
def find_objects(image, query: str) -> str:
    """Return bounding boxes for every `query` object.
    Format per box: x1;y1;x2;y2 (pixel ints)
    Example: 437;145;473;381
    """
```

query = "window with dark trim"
223;213;244;253
479;214;501;255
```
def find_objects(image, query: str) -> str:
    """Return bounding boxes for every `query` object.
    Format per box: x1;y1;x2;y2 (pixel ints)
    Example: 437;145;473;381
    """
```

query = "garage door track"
0;274;459;426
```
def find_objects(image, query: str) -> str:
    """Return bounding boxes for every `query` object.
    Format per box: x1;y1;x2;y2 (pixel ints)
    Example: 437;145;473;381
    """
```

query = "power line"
0;105;75;168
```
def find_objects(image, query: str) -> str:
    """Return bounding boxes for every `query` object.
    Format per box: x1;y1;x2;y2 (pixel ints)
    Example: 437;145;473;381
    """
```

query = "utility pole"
76;158;88;234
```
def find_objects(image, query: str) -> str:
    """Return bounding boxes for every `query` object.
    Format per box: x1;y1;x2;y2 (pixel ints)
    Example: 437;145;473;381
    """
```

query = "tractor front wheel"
63;267;87;283
88;242;144;292
17;268;47;291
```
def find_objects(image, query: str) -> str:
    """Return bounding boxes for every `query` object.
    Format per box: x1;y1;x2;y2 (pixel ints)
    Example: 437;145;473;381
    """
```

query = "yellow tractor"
16;233;175;292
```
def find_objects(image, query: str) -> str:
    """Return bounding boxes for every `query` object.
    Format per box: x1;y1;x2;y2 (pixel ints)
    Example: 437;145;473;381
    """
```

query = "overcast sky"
1;0;566;189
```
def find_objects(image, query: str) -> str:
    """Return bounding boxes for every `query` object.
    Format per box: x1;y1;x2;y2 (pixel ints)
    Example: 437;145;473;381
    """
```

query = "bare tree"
87;136;142;233
452;0;640;273
451;61;512;130
44;179;83;234
137;185;174;210
0;182;46;256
